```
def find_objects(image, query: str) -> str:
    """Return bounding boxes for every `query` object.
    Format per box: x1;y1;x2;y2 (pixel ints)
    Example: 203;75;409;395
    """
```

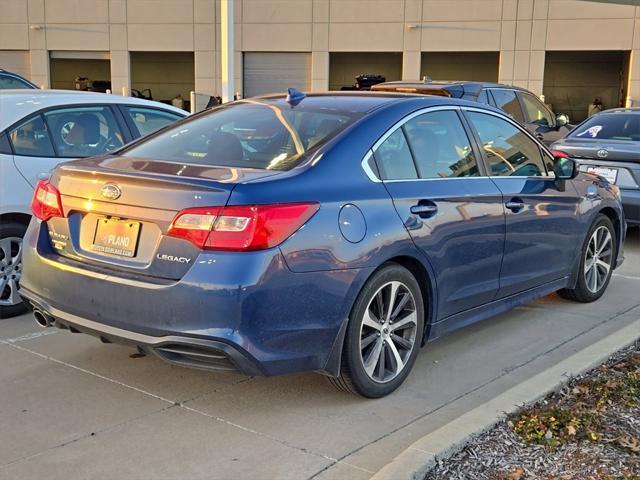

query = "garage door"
544;51;629;122
421;52;499;82
329;52;402;91
243;52;311;98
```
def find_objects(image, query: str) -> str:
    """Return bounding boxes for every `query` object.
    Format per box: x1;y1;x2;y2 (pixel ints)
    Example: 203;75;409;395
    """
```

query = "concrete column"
402;51;420;81
311;51;329;92
220;0;234;102
30;50;50;89
311;0;330;91
402;0;422;80
109;0;129;95
110;50;130;96
194;0;217;97
27;0;49;88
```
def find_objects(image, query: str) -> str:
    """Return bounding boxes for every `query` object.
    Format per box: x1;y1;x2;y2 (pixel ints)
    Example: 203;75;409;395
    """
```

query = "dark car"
20;92;624;398
0;69;38;89
551;108;640;226
372;80;572;146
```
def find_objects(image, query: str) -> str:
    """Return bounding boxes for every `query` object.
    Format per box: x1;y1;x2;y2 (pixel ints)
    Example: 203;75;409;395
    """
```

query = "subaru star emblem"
100;183;122;200
597;149;609;158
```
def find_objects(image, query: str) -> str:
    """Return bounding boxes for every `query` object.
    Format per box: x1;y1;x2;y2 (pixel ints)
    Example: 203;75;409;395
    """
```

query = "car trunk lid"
555;138;640;163
46;155;281;279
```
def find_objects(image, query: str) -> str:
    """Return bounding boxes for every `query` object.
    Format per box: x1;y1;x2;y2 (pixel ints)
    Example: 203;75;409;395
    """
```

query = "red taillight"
168;203;320;251
550;150;570;158
31;180;64;221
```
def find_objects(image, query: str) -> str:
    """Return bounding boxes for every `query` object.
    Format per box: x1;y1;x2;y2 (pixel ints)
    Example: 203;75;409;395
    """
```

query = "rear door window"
43;106;125;158
488;89;525;123
403;110;480;178
373;129;418;180
8;115;55;157
466;111;548;177
122;106;184;137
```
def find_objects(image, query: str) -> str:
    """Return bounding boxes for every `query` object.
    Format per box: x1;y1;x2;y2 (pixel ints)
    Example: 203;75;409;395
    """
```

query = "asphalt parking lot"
1;229;639;480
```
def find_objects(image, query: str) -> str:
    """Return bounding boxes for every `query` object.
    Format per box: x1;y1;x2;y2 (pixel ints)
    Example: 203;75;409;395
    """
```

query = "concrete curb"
370;318;640;480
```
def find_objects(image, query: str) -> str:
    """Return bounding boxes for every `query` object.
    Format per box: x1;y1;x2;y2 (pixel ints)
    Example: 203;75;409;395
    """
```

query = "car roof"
596;107;640;115
248;90;486;114
0;90;187;129
373;80;530;97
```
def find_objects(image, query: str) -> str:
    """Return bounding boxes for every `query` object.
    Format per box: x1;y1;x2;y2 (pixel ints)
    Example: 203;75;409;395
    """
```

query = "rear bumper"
20;219;370;376
21;287;264;376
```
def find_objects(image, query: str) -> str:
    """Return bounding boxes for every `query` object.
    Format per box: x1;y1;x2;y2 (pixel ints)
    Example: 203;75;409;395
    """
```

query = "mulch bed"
424;342;640;480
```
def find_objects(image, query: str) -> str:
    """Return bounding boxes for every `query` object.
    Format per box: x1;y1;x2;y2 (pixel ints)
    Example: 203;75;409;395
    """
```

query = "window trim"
361;105;553;183
460;106;554;179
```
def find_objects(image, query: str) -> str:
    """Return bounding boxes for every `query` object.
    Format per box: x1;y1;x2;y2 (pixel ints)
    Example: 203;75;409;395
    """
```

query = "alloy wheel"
0;237;23;307
584;226;613;294
359;281;418;383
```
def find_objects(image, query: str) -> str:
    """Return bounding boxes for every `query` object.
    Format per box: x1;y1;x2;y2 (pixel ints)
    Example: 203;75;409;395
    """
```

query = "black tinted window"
43;106;125;158
373;129;418;180
570;113;640;141
489;89;524;122
123;102;359;171
467;112;547;177
403;111;479;178
9;115;55;157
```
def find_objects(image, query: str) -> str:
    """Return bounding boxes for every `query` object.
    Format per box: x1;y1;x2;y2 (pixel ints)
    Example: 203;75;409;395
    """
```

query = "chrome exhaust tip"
33;309;53;328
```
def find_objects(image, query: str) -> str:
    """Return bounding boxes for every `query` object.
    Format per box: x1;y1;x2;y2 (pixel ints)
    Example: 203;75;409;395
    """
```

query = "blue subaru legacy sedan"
20;91;625;398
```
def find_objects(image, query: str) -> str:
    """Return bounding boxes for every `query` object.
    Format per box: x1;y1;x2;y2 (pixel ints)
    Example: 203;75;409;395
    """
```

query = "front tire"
558;214;616;303
329;264;424;398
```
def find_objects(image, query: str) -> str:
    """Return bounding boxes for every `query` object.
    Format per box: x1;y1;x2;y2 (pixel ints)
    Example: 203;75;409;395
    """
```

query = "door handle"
535;132;544;141
410;204;438;218
505;199;525;212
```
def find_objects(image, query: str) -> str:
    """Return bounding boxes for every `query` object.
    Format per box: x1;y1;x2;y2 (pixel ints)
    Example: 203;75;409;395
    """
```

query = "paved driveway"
1;229;639;480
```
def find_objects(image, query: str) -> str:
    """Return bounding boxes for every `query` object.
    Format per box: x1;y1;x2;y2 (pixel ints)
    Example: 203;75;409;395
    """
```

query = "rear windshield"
570;113;640;141
121;101;360;170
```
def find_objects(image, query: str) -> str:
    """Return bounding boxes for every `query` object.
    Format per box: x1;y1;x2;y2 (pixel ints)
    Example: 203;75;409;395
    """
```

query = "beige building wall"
0;0;639;103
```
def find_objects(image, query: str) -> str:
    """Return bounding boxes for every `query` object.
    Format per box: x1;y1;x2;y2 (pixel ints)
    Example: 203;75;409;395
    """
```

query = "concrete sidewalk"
1;229;639;480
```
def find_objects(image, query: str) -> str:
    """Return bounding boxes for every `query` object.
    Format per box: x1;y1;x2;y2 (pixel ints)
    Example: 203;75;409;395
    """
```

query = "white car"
0;90;187;317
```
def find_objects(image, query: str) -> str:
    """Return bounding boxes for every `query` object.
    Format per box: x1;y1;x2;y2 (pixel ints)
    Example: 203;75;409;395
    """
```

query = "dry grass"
424;343;640;480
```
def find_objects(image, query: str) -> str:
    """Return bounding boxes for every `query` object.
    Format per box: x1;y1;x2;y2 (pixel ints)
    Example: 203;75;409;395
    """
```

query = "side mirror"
556;113;570;127
552;154;576;180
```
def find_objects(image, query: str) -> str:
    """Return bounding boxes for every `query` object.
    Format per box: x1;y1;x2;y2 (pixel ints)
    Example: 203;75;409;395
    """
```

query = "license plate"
586;166;618;184
91;218;141;257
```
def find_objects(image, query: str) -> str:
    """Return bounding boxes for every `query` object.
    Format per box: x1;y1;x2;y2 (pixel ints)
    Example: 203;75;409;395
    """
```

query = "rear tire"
558;214;616;303
0;221;28;319
328;263;424;398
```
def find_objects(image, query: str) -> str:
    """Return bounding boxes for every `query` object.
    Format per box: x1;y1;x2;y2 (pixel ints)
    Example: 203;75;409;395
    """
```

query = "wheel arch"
0;212;31;228
598;206;621;241
322;253;437;377
383;255;436;345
